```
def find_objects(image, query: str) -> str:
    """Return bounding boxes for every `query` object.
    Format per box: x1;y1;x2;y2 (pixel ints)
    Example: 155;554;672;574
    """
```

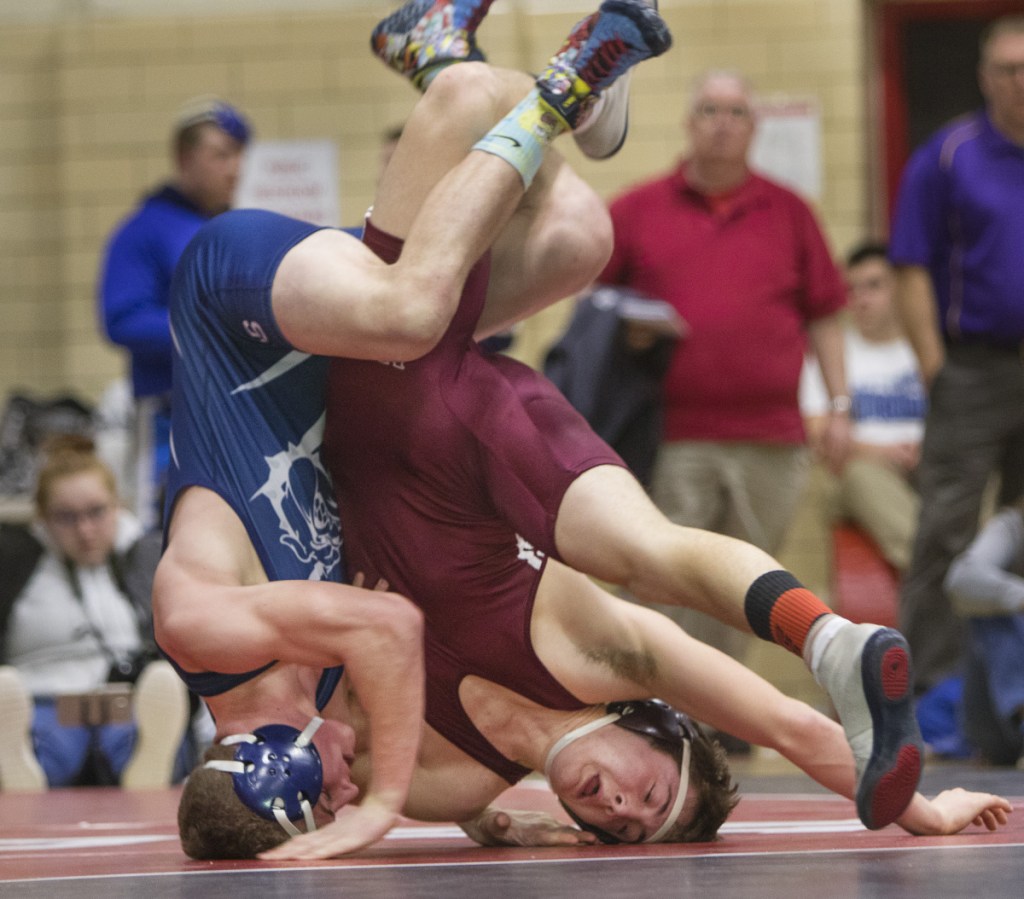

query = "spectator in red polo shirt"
598;69;851;671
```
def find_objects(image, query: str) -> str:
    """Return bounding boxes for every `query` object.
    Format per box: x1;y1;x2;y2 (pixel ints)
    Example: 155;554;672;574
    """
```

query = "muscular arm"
155;488;425;841
894;264;944;386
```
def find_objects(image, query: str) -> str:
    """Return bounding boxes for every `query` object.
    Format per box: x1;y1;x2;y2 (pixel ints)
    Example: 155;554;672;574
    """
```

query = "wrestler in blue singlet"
163;209;345;698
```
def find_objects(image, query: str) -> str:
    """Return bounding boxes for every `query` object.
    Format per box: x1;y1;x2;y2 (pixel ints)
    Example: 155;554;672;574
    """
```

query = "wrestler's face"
549;727;690;843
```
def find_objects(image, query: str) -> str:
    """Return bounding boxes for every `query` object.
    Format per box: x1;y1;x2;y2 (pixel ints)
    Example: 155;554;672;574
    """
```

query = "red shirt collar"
673;160;763;218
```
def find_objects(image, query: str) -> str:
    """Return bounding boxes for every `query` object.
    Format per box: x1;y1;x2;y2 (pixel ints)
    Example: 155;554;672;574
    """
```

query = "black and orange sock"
744;570;832;657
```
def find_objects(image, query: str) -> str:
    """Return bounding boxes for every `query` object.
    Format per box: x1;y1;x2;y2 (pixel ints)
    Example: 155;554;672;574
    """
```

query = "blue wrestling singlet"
164;209;346;696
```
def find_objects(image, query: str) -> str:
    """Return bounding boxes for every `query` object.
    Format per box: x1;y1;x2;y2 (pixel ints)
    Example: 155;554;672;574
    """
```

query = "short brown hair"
659;729;739;843
178;744;289;859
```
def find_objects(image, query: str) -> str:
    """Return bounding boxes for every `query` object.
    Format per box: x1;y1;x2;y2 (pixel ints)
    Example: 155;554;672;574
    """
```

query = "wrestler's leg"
371;63;530;240
555;465;773;631
480;154;612;337
554;463;923;831
372;0;669;241
374;63;612;335
274;2;669;360
272;63;528;362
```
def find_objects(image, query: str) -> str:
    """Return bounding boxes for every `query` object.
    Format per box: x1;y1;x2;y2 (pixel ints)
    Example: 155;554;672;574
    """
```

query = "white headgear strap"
543;712;622;780
645;738;690;843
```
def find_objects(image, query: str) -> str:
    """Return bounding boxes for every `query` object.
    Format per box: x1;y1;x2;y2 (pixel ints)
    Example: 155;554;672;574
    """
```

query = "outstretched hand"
901;788;1013;836
257;796;399;861
462;807;598;847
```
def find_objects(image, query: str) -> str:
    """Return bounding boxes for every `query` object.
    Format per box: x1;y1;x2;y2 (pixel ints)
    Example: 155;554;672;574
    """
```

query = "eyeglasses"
986;61;1024;79
47;503;113;528
694;102;752;121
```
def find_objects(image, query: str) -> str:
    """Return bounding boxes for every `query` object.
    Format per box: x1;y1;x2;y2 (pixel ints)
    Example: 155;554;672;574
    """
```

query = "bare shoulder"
153;486;266;666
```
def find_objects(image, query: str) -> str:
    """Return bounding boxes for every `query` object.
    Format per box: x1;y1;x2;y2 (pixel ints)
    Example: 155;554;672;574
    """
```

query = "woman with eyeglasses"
0;435;188;790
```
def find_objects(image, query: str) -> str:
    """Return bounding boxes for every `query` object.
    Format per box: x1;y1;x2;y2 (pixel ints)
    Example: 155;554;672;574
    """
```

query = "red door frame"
877;0;1023;220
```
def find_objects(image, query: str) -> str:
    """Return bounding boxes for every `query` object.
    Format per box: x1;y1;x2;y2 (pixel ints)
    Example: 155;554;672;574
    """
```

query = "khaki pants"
647;441;810;662
812;457;919;573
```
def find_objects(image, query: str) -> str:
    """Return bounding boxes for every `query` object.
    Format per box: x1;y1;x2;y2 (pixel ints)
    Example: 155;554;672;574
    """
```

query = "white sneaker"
573;72;632;160
815;623;923;829
0;666;46;792
121;660;189;790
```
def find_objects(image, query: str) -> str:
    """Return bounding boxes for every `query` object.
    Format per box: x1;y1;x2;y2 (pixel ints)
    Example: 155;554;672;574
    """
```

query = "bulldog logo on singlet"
251;413;342;581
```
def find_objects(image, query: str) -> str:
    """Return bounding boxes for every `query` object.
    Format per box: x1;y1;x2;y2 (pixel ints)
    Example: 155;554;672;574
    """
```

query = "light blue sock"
472;89;565;188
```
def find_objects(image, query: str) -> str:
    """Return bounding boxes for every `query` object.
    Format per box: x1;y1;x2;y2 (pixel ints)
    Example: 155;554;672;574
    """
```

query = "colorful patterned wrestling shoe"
371;0;497;89
816;623;923;830
572;2;660;159
536;0;671;132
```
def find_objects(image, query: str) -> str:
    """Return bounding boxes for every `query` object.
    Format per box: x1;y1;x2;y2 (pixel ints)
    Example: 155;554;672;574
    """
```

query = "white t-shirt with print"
800;330;926;446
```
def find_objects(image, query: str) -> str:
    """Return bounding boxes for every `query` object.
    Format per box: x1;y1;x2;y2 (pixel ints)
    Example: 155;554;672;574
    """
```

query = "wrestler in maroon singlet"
322;220;625;781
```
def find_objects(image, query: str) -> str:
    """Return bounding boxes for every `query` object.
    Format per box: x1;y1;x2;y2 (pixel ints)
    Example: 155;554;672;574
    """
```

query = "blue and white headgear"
544;699;697;844
204;716;324;837
174;95;252;146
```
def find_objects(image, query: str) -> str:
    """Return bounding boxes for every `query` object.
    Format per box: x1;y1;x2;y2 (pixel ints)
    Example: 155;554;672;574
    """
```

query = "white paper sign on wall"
751;97;822;202
235;139;340;227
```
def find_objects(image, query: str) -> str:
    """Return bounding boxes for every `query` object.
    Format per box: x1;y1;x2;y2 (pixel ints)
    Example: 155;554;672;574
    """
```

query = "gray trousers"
901;344;1024;691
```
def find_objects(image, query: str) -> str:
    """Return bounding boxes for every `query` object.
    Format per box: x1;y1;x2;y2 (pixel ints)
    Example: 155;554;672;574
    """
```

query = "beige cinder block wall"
1;0;870;406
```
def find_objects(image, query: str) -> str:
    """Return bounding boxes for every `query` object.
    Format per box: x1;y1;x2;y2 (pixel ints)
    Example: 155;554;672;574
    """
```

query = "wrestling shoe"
121;660;190;790
573;72;632;159
0;665;46;792
815;623;923;830
572;1;659;159
371;0;497;90
536;0;672;133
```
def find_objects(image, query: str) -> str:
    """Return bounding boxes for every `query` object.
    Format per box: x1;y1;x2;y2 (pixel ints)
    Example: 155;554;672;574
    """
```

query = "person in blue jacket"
97;97;252;530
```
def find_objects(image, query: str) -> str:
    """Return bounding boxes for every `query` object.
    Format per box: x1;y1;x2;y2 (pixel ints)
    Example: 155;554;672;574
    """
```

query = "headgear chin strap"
205;716;324;838
547;700;695;844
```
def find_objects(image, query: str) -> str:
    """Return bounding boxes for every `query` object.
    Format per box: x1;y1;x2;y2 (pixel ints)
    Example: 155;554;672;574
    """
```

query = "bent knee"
424;62;502;115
